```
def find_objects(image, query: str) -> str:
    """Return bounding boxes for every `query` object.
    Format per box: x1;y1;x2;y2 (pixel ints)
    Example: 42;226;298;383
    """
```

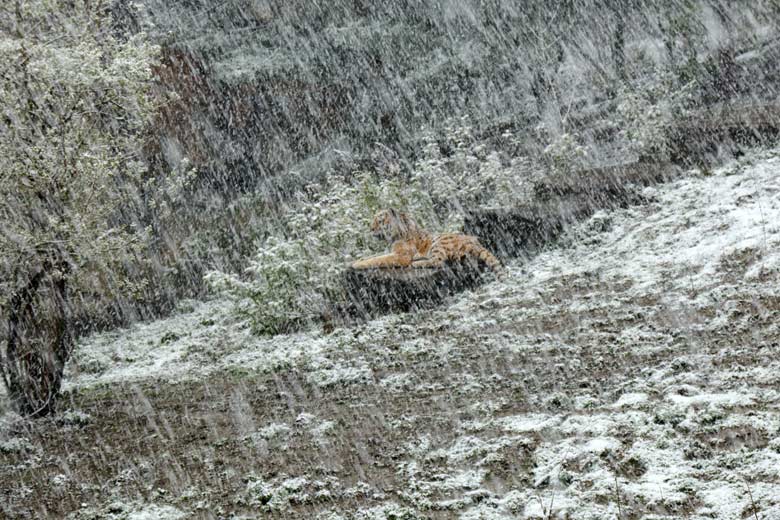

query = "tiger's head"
370;208;419;242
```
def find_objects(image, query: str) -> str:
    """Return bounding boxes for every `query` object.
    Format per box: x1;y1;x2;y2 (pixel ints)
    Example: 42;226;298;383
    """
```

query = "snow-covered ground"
67;150;780;389
5;149;780;519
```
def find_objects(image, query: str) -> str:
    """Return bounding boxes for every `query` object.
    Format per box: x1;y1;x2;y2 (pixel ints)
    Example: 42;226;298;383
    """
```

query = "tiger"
350;208;503;274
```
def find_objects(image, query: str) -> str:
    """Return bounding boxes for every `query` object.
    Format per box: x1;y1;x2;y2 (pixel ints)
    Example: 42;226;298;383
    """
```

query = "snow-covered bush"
411;117;542;210
615;72;694;160
541;131;588;175
206;172;436;334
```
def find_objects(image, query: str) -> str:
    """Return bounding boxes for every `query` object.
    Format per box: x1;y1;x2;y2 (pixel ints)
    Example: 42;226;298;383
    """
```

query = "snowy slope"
44;148;780;518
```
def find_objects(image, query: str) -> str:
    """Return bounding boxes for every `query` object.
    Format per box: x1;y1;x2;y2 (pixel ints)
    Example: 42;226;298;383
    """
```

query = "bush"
206;172;436;334
614;72;694;160
541;131;589;175
411;116;542;210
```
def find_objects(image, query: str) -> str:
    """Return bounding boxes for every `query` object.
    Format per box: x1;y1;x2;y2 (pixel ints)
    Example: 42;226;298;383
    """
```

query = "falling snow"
3;2;780;519
2;150;777;518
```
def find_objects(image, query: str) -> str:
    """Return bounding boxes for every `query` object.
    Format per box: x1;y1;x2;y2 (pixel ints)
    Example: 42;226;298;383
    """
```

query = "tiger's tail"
467;242;504;275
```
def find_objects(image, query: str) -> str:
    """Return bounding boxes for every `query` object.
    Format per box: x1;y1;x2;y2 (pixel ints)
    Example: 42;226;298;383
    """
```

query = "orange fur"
351;209;502;273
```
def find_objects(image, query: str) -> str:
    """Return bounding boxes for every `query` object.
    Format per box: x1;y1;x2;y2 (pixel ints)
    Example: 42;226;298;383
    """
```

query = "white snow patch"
498;414;561;433
66;503;187;520
666;391;755;409
612;392;649;408
125;505;187;520
583;437;620;454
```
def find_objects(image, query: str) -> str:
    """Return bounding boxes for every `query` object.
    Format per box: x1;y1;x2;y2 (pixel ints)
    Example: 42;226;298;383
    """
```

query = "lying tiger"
351;209;502;273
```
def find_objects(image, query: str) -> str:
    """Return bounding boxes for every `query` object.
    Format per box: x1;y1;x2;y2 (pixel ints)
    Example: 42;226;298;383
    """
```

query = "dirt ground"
2;282;779;518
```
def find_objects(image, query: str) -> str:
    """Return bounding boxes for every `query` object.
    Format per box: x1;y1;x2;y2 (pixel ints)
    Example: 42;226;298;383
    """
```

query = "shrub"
411;116;543;210
206;172;436;334
541;131;589;175
614;72;694;160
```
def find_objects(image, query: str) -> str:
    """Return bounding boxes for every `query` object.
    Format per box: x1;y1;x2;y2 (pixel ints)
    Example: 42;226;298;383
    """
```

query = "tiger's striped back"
424;233;503;273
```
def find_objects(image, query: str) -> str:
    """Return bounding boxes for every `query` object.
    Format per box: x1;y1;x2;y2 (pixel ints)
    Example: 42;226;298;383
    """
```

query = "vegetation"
206;171;435;335
615;72;695;161
206;119;569;335
0;0;180;416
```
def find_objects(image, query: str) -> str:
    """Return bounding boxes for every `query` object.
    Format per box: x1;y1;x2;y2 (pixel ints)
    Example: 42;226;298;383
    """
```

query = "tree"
0;0;160;416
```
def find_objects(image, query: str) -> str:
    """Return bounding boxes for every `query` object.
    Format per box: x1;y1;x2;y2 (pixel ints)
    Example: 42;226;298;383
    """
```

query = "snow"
666;391;756;409
65;503;187;520
498;414;562;433
611;392;649;408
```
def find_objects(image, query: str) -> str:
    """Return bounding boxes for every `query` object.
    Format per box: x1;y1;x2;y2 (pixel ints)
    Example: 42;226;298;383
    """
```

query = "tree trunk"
612;14;627;83
1;260;72;417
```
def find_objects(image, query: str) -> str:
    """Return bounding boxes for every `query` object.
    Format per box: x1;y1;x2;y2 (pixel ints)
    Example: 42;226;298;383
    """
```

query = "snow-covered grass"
6;148;780;518
66;502;187;520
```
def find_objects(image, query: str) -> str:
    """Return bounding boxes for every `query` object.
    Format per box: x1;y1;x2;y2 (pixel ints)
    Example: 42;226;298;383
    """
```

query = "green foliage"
0;0;182;415
659;1;707;82
206;172;436;335
541;131;589;176
0;0;160;306
411;117;541;210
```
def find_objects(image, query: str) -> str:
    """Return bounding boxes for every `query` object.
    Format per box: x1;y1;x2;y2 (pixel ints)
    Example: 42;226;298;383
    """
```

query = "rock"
326;259;492;324
664;102;780;165
466;162;682;258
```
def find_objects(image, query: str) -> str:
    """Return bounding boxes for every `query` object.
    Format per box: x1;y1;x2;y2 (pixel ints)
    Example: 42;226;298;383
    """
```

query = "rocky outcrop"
465;162;683;258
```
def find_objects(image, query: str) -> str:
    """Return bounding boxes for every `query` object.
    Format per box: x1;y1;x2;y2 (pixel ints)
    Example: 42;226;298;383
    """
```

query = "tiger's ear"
387;208;399;219
400;210;416;227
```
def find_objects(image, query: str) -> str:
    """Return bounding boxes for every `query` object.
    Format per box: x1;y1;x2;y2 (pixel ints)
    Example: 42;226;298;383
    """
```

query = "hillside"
2;149;780;518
